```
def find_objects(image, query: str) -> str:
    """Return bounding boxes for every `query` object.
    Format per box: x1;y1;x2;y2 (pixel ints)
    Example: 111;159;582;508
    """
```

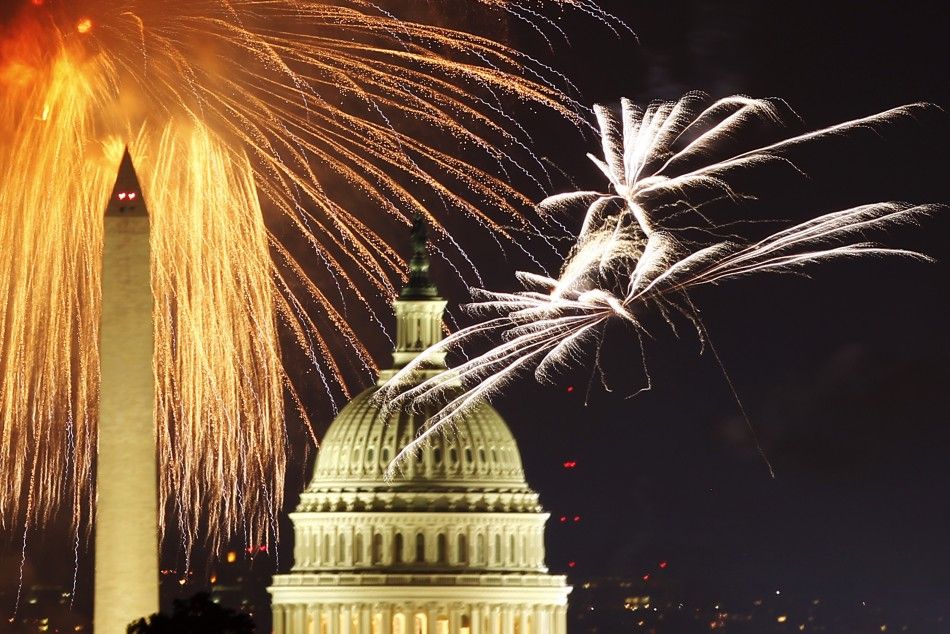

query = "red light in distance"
567;561;576;568
659;561;668;569
562;461;577;469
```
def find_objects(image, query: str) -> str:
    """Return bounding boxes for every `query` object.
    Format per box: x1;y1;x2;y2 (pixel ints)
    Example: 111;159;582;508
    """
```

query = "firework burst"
0;0;615;555
378;93;940;470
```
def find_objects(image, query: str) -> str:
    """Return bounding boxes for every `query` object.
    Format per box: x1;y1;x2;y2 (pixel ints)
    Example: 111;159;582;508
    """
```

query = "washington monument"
95;149;159;633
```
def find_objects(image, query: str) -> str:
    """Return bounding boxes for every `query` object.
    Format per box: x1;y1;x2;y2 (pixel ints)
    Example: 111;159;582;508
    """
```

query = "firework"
378;93;939;469
0;0;612;555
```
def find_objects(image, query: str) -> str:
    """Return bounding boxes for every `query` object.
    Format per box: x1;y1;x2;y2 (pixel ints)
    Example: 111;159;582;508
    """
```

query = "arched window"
476;533;485;563
338;532;347;563
458;534;468;564
413;613;427;634
393;613;407;634
437;533;448;563
416;532;426;563
394;532;404;563
494;534;502;564
323;533;330;563
372;533;383;564
354;532;364;564
510;534;516;564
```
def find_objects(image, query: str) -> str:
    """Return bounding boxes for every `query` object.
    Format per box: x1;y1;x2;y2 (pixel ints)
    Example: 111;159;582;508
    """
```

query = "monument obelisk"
94;149;159;633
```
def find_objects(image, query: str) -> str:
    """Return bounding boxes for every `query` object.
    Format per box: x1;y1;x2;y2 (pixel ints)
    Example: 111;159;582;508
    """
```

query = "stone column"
534;606;545;634
360;604;371;634
540;606;554;634
291;604;305;634
344;605;354;634
469;604;481;634
554;606;566;634
427;605;438;634
449;605;461;634
518;607;529;634
490;606;501;634
329;605;340;634
307;604;322;634
273;604;285;634
381;605;393;634
502;606;515;634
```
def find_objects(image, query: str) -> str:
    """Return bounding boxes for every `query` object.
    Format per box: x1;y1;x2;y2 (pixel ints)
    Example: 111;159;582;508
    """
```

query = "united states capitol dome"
300;219;538;513
301;386;539;513
269;216;570;634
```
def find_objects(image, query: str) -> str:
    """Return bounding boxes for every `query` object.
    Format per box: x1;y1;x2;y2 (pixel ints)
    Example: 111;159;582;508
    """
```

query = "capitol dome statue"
269;218;570;634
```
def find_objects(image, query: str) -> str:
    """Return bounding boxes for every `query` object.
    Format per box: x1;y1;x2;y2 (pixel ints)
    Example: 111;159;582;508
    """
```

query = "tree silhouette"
127;592;255;634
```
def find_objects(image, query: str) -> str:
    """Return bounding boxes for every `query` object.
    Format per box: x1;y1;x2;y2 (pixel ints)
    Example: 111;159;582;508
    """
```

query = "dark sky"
489;0;950;614
2;0;949;627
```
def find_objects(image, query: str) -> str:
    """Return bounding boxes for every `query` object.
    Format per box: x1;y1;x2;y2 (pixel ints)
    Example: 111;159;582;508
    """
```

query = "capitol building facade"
269;222;570;634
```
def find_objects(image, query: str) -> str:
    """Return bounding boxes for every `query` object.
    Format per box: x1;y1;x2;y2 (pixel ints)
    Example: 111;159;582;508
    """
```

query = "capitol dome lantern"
269;216;571;634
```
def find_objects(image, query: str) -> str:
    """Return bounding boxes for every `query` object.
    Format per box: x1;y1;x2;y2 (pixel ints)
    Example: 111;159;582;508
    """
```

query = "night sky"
497;0;950;616
2;0;949;629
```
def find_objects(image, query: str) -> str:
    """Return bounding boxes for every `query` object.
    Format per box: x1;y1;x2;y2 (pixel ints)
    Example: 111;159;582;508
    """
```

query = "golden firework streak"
0;0;616;556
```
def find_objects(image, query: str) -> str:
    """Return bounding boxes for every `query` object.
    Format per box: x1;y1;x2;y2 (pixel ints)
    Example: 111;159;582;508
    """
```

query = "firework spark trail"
0;0;614;556
378;93;941;471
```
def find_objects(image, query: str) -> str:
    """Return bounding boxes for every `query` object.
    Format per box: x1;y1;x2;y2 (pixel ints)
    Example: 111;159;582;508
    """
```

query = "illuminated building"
94;150;159;633
3;585;89;633
269;219;571;633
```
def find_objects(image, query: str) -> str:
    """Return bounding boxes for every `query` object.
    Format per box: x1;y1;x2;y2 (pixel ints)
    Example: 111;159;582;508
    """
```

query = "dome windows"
415;533;425;563
457;534;468;564
437;533;447;564
394;533;404;563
